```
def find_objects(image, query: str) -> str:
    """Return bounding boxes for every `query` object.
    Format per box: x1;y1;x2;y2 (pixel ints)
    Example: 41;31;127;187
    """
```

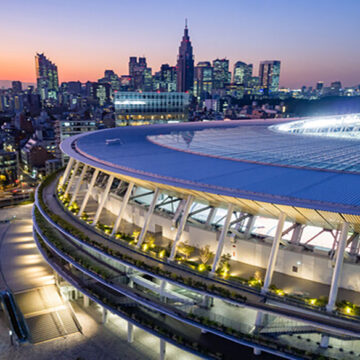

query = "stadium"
33;115;360;359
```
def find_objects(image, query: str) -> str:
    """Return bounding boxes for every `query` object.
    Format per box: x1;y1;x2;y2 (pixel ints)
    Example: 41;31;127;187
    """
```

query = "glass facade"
114;92;189;126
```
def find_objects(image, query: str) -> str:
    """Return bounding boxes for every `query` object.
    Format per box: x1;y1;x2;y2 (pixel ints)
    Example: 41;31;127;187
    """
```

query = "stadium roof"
61;119;360;230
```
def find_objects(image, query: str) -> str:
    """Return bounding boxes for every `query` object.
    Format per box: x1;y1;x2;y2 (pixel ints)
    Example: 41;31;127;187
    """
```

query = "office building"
212;58;231;90
129;57;149;91
0;150;18;186
154;64;177;92
233;61;253;86
114;91;189;126
176;21;194;92
259;60;281;93
35;53;59;101
11;81;22;93
193;61;213;102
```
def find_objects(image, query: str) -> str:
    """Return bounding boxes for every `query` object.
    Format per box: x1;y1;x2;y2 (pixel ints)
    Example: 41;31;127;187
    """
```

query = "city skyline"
1;0;360;88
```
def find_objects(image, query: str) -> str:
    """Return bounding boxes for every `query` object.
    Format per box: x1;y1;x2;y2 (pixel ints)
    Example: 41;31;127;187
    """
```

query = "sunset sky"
1;0;360;88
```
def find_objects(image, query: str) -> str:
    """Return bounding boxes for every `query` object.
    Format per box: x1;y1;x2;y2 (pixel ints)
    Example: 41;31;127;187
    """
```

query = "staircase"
14;285;81;344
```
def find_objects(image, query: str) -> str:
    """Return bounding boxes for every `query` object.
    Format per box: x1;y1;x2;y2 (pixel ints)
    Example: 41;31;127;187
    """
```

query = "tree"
199;245;212;265
145;234;155;248
254;270;262;282
219;253;231;275
177;242;195;259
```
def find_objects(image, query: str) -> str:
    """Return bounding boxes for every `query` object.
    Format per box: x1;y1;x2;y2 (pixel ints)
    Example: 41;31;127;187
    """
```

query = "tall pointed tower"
176;20;194;92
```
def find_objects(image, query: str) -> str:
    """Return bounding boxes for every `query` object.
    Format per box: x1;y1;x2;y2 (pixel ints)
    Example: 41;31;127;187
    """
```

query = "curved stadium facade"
33;116;360;359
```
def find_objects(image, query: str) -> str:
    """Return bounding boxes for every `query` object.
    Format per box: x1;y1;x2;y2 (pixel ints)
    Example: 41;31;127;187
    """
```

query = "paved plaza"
0;204;201;360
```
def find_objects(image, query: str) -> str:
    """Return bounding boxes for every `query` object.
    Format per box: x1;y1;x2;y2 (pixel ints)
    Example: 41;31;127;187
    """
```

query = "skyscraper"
212;59;231;90
129;57;150;91
11;81;22;93
176;20;194;93
233;61;253;86
259;60;281;93
193;61;213;101
161;64;177;92
35;53;59;101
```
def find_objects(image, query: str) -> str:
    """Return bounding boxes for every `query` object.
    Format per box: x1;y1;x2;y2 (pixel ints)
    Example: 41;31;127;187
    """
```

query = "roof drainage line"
33;226;302;360
35;189;360;338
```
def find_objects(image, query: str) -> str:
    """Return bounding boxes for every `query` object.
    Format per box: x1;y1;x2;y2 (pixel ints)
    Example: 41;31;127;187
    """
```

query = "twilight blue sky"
1;0;359;88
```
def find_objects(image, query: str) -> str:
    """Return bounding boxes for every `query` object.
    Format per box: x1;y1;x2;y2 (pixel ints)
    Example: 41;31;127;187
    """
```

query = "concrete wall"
90;186;360;293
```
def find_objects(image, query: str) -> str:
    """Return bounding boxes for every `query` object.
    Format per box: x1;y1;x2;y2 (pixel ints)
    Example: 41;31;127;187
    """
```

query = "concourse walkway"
76;184;360;304
0;204;80;343
42;174;360;338
0;203;54;292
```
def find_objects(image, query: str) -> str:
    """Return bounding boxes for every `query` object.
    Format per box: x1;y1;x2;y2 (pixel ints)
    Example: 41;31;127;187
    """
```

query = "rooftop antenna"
185;18;188;29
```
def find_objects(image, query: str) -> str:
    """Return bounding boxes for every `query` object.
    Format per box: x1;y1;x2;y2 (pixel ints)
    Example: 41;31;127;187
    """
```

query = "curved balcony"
32;170;360;359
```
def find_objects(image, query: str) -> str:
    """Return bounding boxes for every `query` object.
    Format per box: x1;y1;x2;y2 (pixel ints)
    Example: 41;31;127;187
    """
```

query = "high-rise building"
259;60;281;93
129;57;149;91
143;68;153;92
212;59;231;90
176;21;194;92
233;61;253;86
316;81;324;91
159;64;177;92
194;61;213;101
35;53;59;101
11;81;22;93
100;70;120;91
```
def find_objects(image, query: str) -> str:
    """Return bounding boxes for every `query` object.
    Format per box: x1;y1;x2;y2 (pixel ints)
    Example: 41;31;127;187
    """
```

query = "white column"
245;215;256;239
127;322;134;343
320;334;329;348
78;169;99;217
326;222;349;312
70;164;88;206
201;295;211;308
255;311;264;328
350;233;359;256
83;295;89;307
160;339;166;360
172;199;185;226
111;182;134;236
205;207;217;226
115;180;123;193
59;157;75;187
253;347;261;356
211;203;234;274
92;175;114;226
136;188;160;248
261;212;286;295
102;307;108;324
168;195;193;261
159;280;166;301
290;223;304;245
64;160;80;197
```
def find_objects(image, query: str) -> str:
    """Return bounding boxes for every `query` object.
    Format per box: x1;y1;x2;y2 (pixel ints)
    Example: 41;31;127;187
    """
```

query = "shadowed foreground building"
33;114;360;359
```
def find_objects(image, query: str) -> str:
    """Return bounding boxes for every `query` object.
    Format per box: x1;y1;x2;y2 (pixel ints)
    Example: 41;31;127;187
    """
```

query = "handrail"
33;228;304;360
0;290;28;342
36;173;360;337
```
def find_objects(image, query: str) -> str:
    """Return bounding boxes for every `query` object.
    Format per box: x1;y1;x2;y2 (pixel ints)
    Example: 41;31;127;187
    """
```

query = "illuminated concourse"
33;115;360;359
